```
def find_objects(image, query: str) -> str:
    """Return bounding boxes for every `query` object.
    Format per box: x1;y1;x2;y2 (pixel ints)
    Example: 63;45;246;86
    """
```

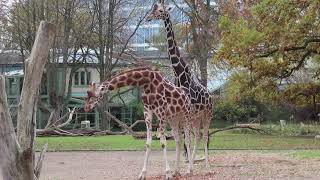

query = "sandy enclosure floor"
1;151;320;180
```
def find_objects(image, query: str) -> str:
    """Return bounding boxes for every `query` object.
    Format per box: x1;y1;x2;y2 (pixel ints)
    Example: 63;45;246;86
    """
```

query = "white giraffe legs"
158;122;172;180
171;127;181;176
139;110;153;180
191;119;201;163
183;124;193;175
203;113;212;168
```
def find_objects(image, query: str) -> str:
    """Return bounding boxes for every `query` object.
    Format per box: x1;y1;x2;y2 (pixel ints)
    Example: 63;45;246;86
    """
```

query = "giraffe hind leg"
171;127;181;177
183;123;193;175
192;119;201;163
160;130;172;179
203;111;212;168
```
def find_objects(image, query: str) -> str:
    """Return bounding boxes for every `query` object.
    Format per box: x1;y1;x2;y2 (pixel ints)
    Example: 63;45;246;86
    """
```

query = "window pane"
41;74;47;95
19;78;23;94
87;72;91;85
8;78;15;95
80;71;85;85
74;72;79;85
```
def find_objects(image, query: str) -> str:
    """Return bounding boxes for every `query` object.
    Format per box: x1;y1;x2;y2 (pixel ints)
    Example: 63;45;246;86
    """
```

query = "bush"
213;98;258;126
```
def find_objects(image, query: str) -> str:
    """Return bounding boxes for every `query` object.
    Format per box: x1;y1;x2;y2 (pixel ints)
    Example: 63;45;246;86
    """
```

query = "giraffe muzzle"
146;16;153;21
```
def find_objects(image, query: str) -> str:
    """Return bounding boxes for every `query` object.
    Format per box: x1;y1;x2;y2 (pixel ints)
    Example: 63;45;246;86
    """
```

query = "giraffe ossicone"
84;67;194;179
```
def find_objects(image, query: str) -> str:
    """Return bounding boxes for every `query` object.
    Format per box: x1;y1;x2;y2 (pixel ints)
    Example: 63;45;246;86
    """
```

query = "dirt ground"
1;151;320;180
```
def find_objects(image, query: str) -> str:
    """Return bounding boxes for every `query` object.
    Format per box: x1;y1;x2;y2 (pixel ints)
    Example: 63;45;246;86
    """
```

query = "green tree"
215;0;320;120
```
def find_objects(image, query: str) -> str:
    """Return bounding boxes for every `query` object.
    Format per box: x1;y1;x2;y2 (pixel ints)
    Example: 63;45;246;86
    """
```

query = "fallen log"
209;125;270;136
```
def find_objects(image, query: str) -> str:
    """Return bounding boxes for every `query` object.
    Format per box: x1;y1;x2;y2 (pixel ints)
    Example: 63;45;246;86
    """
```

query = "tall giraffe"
146;0;213;167
84;67;194;179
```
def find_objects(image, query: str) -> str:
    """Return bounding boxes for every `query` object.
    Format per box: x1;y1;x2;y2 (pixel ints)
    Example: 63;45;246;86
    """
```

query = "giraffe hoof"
165;170;173;180
138;171;146;180
173;170;181;177
187;169;193;176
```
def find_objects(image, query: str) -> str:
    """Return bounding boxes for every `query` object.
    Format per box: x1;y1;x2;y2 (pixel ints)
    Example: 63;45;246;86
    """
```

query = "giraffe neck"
98;68;160;96
163;13;190;86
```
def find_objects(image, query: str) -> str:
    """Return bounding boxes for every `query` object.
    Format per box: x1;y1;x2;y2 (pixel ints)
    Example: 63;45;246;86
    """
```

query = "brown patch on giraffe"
145;89;150;94
87;91;95;98
126;78;135;86
169;47;175;55
168;85;175;91
141;96;147;104
155;72;162;81
172;91;180;99
202;97;206;103
139;78;149;86
149;84;155;92
167;98;172;104
178;99;183;106
170;106;175;113
157;84;164;92
158;99;164;106
168;39;174;47
172;99;177;105
108;85;115;91
148;94;156;104
133;73;142;79
165;90;171;98
118;75;126;81
110;79;117;85
150;72;155;79
142;71;150;77
175;64;184;75
163;83;172;91
176;106;181;112
153;79;159;86
117;82;125;87
154;101;159;107
167;31;173;39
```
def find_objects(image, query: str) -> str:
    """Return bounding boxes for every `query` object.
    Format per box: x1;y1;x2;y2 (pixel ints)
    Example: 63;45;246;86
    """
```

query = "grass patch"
287;150;320;159
36;132;320;151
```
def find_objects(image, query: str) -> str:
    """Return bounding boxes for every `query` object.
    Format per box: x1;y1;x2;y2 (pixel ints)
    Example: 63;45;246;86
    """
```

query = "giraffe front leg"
159;124;172;179
139;110;152;180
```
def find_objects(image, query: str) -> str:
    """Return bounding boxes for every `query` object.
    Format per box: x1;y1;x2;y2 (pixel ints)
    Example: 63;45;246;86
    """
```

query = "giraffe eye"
159;10;163;13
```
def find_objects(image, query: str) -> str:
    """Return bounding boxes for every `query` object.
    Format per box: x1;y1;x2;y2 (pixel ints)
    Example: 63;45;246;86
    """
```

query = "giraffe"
146;0;214;167
84;67;194;179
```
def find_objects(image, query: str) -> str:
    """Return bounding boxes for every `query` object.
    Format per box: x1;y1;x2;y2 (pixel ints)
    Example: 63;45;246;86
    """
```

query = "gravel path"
1;151;320;180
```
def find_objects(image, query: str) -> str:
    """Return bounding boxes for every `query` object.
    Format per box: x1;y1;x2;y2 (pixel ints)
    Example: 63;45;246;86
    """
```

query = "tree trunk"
0;21;56;180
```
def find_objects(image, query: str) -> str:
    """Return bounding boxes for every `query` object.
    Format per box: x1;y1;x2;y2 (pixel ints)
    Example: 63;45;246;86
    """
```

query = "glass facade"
126;0;189;52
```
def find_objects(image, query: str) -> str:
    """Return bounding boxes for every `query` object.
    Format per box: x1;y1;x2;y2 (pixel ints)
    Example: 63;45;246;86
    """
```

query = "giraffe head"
84;82;103;112
146;0;171;21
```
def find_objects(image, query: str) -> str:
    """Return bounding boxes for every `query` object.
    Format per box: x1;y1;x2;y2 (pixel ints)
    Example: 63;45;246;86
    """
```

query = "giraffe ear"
167;7;172;11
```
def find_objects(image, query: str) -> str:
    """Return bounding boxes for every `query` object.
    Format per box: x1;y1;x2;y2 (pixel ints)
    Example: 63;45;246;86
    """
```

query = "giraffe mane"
109;66;159;80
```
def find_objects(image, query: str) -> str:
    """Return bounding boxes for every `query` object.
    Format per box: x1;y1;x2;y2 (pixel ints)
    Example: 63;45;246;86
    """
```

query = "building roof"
0;50;23;65
4;69;24;77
